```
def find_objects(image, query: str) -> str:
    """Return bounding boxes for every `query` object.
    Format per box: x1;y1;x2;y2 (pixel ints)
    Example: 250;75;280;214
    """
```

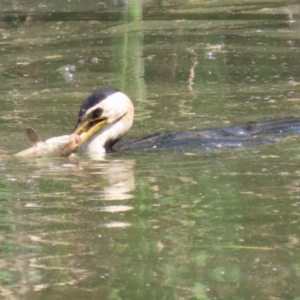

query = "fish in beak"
15;128;81;158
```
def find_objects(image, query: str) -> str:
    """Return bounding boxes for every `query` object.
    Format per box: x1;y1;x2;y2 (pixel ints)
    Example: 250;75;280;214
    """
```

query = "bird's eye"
92;108;103;119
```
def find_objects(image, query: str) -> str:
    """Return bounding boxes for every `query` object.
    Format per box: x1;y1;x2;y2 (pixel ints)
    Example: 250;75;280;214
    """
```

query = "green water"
0;0;300;299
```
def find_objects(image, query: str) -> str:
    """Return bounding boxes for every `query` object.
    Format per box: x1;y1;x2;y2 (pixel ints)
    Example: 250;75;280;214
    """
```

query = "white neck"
80;123;117;153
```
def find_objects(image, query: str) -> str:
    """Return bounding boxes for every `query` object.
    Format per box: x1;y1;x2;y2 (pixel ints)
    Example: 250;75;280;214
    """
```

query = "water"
1;0;300;299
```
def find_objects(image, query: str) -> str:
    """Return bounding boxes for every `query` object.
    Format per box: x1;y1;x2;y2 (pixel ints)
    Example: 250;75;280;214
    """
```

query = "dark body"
116;117;300;151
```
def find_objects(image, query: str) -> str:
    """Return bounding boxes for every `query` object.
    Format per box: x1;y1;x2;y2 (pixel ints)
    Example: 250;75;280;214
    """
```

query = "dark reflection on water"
1;0;300;299
0;12;125;24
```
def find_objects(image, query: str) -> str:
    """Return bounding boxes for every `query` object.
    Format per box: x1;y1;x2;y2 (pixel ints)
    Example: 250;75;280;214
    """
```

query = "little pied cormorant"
72;87;300;154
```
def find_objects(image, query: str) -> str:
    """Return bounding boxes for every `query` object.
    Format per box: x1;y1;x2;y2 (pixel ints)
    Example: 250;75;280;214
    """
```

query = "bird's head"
72;88;134;153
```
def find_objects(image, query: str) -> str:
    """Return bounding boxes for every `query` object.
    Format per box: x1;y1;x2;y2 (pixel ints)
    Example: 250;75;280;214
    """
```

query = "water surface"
1;1;300;299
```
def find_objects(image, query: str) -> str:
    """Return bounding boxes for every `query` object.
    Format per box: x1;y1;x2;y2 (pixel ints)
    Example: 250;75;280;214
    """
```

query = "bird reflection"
93;158;135;201
25;155;136;203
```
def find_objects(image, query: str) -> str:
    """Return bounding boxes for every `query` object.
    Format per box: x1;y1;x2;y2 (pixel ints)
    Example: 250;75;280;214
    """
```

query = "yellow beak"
72;118;108;146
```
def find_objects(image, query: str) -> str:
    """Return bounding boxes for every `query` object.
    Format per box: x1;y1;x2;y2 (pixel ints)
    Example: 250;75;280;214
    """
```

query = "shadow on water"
1;0;300;299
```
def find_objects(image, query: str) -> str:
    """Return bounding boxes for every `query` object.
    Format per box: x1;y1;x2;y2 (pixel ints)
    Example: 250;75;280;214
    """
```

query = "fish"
0;149;11;157
15;128;81;158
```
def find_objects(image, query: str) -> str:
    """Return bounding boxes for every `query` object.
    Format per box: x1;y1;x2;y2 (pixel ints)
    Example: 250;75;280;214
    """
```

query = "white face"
83;91;134;125
77;91;134;153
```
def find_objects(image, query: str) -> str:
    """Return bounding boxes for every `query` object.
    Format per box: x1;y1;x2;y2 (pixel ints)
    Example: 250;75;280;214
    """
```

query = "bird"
72;87;300;154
